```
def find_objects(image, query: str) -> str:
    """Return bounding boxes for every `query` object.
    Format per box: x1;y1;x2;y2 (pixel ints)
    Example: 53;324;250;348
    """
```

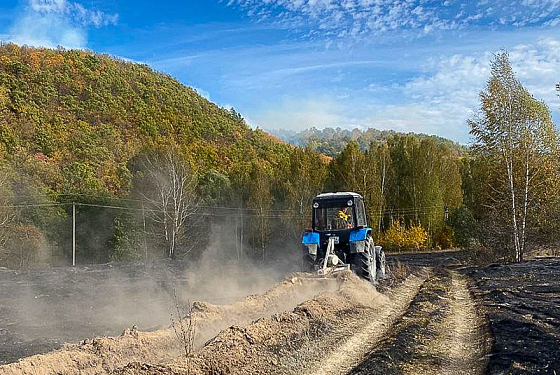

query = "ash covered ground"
0;252;294;365
2;248;560;375
466;258;560;374
368;252;560;374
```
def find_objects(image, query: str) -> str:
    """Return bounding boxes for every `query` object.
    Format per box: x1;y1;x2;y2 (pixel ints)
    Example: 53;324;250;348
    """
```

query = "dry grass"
170;287;196;359
380;259;410;291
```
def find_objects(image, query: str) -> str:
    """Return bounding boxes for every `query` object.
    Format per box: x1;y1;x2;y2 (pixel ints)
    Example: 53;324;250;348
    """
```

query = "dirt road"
348;269;488;375
2;252;560;374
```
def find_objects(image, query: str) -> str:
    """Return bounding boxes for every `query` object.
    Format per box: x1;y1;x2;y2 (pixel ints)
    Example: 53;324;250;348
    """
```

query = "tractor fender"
349;228;371;253
302;232;320;256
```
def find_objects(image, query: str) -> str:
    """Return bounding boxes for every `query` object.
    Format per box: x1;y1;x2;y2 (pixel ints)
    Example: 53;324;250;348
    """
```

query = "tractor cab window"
314;200;355;230
356;199;367;227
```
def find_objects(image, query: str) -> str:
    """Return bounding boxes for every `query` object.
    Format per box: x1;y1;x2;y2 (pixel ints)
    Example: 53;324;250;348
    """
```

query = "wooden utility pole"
142;202;148;260
240;204;244;260
72;202;76;266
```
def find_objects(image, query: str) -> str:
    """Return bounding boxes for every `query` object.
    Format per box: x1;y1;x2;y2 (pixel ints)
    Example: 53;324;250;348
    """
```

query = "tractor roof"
314;192;363;201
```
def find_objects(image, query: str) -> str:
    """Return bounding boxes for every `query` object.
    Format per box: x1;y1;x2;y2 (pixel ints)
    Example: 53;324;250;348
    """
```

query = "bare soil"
348;268;488;375
0;256;294;366
2;250;560;375
113;270;422;375
0;273;338;375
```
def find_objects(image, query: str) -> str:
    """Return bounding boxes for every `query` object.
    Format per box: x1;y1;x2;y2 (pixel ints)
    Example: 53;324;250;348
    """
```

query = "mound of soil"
114;271;388;375
0;255;296;366
0;274;339;375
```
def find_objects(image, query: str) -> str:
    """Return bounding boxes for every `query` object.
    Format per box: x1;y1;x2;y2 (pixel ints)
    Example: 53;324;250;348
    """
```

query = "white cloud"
191;86;211;101
7;0;118;48
9;13;86;48
364;39;560;142
258;38;560;143
29;0;118;27
227;0;560;39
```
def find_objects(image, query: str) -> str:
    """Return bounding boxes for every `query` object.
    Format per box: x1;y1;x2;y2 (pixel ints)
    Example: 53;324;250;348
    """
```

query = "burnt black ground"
0;260;190;365
3;250;560;374
387;249;468;268
465;258;560;374
0;257;290;365
380;252;560;375
349;268;451;375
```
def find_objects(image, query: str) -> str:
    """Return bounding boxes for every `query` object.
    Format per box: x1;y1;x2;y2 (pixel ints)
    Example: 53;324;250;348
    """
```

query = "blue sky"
1;0;559;143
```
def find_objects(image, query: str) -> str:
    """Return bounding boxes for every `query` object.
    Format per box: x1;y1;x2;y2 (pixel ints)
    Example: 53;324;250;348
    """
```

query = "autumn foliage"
378;220;428;252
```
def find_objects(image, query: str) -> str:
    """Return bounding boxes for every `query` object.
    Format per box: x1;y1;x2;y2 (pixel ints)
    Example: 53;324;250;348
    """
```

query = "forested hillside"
0;45;552;269
0;43;322;267
0;43;290;188
269;127;466;157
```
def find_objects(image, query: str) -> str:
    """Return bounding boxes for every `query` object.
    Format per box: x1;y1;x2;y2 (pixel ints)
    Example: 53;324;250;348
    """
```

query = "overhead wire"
0;194;449;219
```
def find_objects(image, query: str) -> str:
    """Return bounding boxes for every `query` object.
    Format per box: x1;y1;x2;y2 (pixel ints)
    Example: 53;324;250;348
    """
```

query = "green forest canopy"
0;44;507;268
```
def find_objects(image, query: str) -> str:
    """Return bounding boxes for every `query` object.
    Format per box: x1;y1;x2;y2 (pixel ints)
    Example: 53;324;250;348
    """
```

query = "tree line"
268;126;465;158
0;45;558;268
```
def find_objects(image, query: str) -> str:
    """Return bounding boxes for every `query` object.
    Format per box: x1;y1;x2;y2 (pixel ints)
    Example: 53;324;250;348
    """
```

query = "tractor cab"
311;192;368;253
302;192;386;282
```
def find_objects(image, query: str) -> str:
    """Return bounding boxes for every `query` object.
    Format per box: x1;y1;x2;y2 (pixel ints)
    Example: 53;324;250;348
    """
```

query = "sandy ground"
0;273;340;375
302;272;428;375
2;251;559;375
0;251;302;366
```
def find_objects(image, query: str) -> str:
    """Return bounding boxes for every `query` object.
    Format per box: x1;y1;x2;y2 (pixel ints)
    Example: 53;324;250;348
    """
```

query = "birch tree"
140;149;200;259
470;52;559;261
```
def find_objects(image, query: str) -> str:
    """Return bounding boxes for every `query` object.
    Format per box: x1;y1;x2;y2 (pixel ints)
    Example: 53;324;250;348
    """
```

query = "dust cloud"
0;223;303;365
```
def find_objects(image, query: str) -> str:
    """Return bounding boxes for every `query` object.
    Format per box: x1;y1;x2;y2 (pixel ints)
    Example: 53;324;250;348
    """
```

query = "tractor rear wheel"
376;247;387;279
349;235;376;283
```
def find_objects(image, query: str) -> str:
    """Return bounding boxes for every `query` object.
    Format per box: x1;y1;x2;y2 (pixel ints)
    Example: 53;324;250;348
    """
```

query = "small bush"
434;225;455;249
379;220;428;252
1;224;50;269
465;240;501;265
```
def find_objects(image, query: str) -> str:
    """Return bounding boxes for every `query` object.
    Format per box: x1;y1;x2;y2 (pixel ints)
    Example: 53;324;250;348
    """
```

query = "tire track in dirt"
349;268;488;375
114;271;419;375
298;271;430;375
437;271;488;375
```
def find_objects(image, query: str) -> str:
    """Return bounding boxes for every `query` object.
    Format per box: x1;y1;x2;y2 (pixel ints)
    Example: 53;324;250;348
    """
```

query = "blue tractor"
301;192;386;283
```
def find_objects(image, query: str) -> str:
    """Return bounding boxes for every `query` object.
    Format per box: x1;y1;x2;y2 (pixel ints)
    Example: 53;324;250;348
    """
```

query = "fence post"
72;202;76;267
